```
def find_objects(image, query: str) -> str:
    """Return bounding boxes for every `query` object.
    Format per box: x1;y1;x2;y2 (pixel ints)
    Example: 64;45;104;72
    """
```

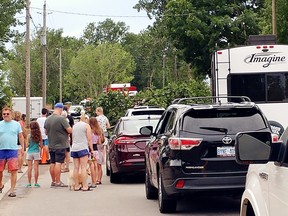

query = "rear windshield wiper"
200;127;228;134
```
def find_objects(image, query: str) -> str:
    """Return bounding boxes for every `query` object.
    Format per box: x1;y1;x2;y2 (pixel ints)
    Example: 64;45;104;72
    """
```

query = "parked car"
235;130;284;216
124;106;165;116
140;96;273;213
106;115;161;183
69;105;84;119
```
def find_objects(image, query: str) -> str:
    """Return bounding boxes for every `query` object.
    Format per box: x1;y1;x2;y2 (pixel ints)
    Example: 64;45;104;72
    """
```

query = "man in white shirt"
37;108;50;164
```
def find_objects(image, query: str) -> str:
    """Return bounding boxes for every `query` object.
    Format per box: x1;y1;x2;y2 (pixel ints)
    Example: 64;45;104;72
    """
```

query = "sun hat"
54;102;64;109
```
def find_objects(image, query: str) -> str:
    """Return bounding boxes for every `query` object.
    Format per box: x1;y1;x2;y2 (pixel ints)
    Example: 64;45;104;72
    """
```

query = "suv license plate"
217;146;235;157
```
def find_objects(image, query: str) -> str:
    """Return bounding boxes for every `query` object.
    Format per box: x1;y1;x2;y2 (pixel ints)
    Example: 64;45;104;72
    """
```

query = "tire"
106;165;110;176
145;169;157;200
106;159;110;176
158;172;177;213
246;203;255;216
110;167;121;183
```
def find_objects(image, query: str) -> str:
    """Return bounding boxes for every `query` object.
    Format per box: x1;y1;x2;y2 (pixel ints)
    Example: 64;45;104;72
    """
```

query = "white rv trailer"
211;44;288;135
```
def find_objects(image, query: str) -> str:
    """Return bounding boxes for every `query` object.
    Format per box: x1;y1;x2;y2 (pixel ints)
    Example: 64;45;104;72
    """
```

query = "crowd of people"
0;103;110;197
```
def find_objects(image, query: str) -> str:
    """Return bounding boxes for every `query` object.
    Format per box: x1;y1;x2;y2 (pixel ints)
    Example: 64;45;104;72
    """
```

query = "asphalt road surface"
0;164;240;216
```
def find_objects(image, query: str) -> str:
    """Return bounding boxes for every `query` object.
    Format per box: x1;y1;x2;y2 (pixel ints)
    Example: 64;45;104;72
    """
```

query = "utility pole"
41;0;47;107
59;48;62;102
272;0;277;36
162;54;166;88
25;0;31;126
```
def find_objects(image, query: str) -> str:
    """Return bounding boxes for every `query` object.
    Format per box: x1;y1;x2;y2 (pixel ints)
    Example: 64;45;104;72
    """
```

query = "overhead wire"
30;6;149;18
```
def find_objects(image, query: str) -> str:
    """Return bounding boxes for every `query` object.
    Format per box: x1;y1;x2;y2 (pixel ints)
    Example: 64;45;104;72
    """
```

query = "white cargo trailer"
11;97;43;119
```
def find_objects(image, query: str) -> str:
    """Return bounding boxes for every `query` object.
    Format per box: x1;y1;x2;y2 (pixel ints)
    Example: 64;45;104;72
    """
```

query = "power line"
30;15;39;30
30;6;149;18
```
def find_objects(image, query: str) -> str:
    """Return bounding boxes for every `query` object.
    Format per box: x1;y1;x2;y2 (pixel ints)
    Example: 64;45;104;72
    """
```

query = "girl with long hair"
89;117;105;186
26;121;43;188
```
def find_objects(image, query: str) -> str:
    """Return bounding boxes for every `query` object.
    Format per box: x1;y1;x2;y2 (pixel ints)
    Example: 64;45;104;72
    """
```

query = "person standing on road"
36;108;50;164
44;103;72;188
95;107;110;138
60;106;74;173
26;121;43;188
0;107;25;197
71;112;93;191
13;111;27;174
95;107;110;185
88;117;105;186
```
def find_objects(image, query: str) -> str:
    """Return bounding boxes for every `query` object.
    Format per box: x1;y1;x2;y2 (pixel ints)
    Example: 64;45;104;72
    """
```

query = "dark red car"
106;115;160;183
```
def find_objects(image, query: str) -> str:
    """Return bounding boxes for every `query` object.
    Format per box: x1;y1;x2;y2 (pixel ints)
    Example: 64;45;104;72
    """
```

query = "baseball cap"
54;102;64;109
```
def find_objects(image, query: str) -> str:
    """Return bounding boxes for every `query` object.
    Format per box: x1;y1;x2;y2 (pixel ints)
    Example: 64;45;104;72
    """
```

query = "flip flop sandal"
74;187;82;191
82;186;93;192
8;192;16;197
0;185;4;193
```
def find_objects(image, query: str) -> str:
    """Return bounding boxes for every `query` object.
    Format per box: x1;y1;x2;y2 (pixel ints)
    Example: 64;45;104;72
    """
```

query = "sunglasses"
2;113;10;116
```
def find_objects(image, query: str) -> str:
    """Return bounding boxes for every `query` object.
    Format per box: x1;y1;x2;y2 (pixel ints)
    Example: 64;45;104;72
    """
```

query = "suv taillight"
168;137;203;150
272;134;279;143
114;137;135;145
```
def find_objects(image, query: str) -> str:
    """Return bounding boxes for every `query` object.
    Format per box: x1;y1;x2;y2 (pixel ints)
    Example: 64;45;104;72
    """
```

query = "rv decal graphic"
244;52;286;68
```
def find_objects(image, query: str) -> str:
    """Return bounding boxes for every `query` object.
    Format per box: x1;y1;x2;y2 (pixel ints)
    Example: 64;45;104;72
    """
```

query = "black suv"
140;96;272;213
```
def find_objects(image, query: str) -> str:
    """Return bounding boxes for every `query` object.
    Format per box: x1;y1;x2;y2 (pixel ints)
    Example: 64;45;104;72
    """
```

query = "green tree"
259;0;288;44
0;0;25;54
136;0;263;77
0;71;14;108
65;43;135;102
82;18;129;45
6;29;84;104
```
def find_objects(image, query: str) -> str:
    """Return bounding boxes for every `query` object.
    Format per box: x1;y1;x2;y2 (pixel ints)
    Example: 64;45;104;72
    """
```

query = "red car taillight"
168;137;203;150
114;136;135;145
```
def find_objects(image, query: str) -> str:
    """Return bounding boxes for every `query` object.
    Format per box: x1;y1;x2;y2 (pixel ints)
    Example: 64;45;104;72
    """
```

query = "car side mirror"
235;131;273;164
140;126;153;136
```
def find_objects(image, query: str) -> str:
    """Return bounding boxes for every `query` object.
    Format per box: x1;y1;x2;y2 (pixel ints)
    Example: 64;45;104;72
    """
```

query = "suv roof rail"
132;105;162;109
172;96;251;105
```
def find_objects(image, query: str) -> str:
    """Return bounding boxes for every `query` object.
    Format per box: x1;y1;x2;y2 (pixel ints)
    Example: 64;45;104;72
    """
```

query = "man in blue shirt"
0;107;25;197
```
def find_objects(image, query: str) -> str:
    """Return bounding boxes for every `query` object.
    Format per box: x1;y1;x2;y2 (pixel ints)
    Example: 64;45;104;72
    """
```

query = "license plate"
217;146;235;157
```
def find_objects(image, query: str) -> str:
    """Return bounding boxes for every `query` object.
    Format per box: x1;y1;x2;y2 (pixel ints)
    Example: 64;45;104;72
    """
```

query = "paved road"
0;164;240;216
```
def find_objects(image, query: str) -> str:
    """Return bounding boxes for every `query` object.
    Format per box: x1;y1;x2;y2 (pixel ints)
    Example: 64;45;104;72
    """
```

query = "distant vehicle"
124;106;165;116
211;35;288;137
235;131;281;216
140;96;272;213
11;97;43;119
104;83;138;96
106;115;161;183
68;105;84;119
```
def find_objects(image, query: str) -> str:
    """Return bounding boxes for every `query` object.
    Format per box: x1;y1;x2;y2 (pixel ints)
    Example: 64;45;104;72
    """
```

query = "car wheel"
145;168;157;200
110;167;121;184
246;203;255;216
158;172;177;213
106;159;110;176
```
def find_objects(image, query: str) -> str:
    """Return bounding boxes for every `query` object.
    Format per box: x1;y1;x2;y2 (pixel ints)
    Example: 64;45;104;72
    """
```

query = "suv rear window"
131;110;164;116
182;108;266;134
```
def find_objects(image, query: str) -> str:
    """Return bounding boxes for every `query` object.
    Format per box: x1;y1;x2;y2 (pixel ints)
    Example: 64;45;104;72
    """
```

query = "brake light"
175;180;185;189
272;134;278;143
114;137;135;145
168;137;203;150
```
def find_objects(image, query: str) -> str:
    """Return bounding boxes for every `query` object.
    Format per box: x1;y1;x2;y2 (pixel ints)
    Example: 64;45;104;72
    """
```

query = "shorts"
0;150;19;172
66;147;70;153
49;149;66;164
43;139;49;146
71;149;89;158
26;152;41;161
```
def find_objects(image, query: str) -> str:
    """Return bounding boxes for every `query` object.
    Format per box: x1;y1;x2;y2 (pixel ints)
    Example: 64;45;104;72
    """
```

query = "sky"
17;0;154;38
